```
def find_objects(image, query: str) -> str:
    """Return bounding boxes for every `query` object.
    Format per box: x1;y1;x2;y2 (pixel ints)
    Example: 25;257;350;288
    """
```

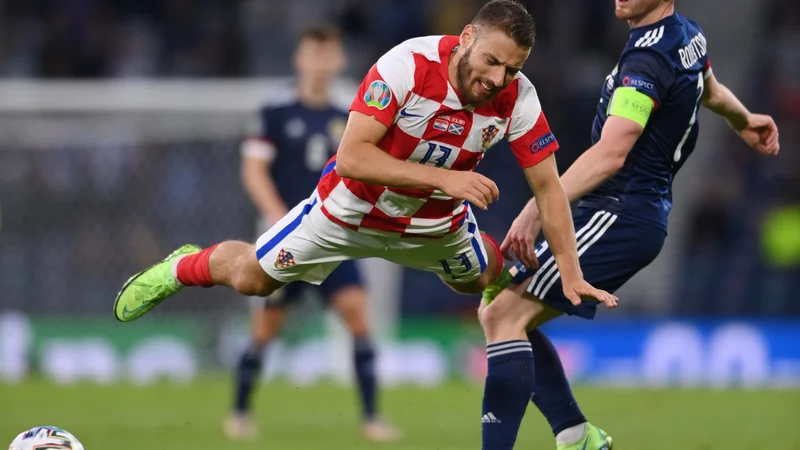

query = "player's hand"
500;201;542;268
737;114;780;156
437;171;499;211
561;278;618;308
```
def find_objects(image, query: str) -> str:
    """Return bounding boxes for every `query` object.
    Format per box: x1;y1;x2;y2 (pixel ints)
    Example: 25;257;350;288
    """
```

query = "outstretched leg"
114;241;283;322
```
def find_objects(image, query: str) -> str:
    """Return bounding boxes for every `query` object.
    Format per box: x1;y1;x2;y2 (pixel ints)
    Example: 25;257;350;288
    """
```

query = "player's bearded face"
614;0;667;20
455;29;529;106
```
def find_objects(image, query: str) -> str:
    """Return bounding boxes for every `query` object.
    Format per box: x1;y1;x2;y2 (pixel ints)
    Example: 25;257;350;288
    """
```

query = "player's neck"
447;45;468;105
297;82;331;109
628;2;674;29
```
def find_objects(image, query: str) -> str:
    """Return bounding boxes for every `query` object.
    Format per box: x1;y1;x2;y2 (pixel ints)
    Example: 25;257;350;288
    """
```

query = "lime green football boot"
113;244;202;322
481;265;513;305
557;423;613;450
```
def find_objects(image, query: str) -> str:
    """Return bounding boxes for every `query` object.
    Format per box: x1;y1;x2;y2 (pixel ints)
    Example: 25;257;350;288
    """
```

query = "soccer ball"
8;426;84;450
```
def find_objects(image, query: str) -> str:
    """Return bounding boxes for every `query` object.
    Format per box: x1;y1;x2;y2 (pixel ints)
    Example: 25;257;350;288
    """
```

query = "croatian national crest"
481;125;499;150
274;249;296;269
364;80;392;110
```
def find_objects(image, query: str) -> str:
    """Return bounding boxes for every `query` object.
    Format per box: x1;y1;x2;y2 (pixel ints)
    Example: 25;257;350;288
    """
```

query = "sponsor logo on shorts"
274;249;296;269
364;80;392;110
530;132;556;153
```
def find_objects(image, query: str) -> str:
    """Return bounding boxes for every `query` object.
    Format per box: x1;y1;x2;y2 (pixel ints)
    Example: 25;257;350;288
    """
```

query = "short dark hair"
471;0;536;48
298;24;342;44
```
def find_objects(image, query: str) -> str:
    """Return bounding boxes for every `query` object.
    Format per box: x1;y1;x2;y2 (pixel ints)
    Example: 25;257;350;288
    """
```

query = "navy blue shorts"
512;208;665;319
263;259;363;308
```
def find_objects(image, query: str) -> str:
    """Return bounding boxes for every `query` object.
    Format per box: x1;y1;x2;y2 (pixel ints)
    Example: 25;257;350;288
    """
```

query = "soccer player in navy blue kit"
479;0;780;449
224;25;399;443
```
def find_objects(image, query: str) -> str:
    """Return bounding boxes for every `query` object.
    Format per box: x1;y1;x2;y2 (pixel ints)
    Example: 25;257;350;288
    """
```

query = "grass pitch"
2;378;799;449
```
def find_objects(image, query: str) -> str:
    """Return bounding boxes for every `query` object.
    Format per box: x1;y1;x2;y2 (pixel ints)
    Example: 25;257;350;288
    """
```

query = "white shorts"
255;192;489;285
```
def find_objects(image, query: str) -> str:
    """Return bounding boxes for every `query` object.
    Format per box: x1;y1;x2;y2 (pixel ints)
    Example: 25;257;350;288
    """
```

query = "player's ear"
460;24;477;49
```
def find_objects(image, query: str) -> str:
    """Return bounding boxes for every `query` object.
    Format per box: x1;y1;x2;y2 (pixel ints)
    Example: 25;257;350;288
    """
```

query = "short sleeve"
350;44;416;128
241;107;277;162
507;77;559;168
618;49;675;108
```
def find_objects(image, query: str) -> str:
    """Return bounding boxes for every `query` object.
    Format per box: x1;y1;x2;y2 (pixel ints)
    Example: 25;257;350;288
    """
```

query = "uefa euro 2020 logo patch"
364;80;392;110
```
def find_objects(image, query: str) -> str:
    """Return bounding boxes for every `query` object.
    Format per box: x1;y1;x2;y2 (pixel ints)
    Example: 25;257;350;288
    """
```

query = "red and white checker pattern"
317;35;560;238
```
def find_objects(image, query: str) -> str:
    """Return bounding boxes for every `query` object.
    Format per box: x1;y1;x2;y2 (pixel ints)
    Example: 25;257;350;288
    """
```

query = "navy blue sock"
528;329;586;435
234;341;265;413
482;340;534;450
353;337;377;421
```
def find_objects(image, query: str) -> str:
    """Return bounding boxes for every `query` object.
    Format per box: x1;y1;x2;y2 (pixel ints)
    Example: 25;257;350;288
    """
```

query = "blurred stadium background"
1;0;799;448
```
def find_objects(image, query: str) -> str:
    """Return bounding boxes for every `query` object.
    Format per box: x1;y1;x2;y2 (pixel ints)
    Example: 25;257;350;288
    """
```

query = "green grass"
2;379;800;449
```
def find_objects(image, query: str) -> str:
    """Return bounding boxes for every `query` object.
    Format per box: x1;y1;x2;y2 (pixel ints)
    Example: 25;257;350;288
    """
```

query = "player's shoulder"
386;35;452;61
484;73;540;119
624;13;708;63
378;35;456;72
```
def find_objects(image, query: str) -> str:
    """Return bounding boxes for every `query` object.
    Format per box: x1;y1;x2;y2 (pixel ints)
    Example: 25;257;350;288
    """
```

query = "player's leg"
324;261;401;442
381;210;533;449
225;286;296;440
114;195;342;322
484;209;665;450
484;284;612;450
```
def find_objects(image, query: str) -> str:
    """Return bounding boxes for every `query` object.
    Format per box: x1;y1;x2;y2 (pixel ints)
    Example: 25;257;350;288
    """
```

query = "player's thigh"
386;210;488;290
514;208;666;320
255;194;362;286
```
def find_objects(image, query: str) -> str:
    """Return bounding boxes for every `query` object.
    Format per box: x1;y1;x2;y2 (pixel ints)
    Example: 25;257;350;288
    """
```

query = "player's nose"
488;67;505;88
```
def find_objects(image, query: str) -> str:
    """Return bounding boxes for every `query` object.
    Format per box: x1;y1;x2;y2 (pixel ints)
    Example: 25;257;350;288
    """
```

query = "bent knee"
479;290;541;336
232;257;280;296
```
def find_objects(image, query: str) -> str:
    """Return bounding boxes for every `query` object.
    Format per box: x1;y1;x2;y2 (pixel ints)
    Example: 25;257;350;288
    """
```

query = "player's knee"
232;270;274;297
478;291;531;337
230;252;279;296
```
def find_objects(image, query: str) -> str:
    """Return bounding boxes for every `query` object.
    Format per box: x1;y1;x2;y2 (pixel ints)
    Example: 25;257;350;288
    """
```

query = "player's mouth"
476;80;495;96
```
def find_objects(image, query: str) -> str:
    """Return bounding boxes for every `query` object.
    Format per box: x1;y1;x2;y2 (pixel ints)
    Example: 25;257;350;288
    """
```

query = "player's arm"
335;111;449;190
702;72;780;155
336;45;498;209
558;112;645;202
522;154;583;283
239;113;289;221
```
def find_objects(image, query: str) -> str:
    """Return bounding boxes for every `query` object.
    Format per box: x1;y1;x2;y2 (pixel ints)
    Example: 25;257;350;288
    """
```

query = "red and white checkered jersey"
316;35;559;238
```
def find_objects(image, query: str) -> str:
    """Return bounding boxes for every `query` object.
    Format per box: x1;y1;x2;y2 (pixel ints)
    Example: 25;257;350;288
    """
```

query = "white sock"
555;422;586;445
171;256;186;286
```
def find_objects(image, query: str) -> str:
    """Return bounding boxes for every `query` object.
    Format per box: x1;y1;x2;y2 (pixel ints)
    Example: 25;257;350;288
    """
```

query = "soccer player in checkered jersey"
224;26;399;442
114;0;615;432
481;0;780;449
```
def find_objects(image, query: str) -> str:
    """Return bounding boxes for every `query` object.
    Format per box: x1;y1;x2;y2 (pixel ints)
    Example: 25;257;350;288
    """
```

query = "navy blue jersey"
245;95;349;207
582;13;711;231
